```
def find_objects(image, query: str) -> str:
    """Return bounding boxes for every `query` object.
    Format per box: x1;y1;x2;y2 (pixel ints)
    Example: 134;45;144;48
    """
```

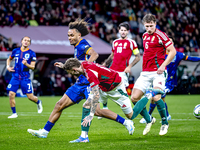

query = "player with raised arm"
130;14;176;136
62;58;164;142
140;38;200;123
98;22;140;119
6;36;43;118
27;19;134;140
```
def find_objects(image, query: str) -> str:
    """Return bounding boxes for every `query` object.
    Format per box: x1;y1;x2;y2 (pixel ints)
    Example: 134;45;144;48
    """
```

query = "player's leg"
139;99;156;124
8;91;18;118
7;77;19;118
162;97;171;121
96;87;134;135
152;76;169;135
131;73;164;135
27;93;74;138
27;83;86;138
21;79;43;113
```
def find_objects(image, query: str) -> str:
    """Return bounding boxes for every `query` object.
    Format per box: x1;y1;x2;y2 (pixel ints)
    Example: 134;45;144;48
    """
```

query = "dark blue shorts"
65;82;91;104
7;77;33;94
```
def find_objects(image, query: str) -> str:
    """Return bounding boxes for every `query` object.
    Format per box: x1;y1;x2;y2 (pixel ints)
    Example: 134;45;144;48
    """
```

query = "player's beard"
121;34;127;39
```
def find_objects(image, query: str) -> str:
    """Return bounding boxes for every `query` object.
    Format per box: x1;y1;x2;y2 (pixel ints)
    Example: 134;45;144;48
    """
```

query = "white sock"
42;129;49;133
81;131;88;138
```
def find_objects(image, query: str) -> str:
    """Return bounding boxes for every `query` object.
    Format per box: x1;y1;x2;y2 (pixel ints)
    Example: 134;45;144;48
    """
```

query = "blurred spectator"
29;14;38;26
0;0;200;56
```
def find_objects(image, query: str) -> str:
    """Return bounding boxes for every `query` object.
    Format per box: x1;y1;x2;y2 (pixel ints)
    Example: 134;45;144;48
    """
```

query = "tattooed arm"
82;85;100;127
102;52;114;67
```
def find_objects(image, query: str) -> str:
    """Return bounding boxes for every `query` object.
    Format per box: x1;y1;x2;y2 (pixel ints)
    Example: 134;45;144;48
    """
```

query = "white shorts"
118;72;129;87
99;83;132;114
134;71;167;93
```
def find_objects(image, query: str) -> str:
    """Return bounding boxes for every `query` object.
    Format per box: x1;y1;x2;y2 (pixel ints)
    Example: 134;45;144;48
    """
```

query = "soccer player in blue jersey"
140;38;200;124
27;19;134;140
6;36;43;118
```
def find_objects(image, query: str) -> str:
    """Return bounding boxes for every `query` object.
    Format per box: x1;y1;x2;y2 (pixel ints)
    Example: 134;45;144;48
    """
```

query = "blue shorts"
65;82;91;104
7;77;33;94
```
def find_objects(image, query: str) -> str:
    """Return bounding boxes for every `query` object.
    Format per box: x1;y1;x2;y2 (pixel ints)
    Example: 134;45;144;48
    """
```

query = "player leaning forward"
130;14;176;136
63;58;164;142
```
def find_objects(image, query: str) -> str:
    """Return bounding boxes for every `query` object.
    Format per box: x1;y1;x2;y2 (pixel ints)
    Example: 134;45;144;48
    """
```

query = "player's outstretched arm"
186;56;200;62
54;62;64;69
82;85;100;127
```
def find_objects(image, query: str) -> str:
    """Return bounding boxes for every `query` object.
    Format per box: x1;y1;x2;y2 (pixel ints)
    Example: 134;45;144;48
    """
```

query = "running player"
130;14;176;136
140;38;200;123
6;36;43;118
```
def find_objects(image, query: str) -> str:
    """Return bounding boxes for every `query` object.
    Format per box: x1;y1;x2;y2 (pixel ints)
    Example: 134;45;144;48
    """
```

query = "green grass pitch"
0;95;200;150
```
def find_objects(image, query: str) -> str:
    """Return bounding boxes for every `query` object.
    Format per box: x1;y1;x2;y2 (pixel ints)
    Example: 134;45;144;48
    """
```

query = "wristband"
7;65;10;69
90;112;94;116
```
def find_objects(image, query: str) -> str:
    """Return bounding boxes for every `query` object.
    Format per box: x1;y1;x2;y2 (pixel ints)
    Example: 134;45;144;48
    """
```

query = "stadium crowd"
0;0;200;55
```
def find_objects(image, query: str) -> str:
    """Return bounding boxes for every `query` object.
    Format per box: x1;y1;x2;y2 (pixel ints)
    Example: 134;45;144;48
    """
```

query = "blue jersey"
74;39;92;85
165;51;186;88
10;47;36;79
65;39;93;103
74;39;92;61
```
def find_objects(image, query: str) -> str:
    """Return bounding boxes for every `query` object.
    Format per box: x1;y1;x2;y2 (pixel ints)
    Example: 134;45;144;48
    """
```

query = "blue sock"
115;115;125;124
11;107;16;114
36;100;40;104
44;121;55;132
149;103;157;115
165;103;169;117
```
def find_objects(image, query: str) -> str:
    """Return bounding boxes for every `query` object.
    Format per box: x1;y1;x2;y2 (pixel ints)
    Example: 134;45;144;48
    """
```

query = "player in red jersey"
99;22;140;118
130;14;176;136
63;58;164;142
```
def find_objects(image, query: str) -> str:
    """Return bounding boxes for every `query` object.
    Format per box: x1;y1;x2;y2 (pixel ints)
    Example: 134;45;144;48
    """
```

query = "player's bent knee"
54;101;64;111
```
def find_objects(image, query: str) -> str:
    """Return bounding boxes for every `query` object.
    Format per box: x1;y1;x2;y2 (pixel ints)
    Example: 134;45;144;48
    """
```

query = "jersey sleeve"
81;41;92;55
156;31;172;49
10;48;16;59
111;40;115;53
130;40;139;55
31;51;37;61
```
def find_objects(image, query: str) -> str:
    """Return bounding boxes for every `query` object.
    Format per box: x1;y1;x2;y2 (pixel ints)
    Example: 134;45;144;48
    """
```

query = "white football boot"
124;120;135;135
143;117;156;135
27;129;48;138
159;124;169;136
8;113;18;119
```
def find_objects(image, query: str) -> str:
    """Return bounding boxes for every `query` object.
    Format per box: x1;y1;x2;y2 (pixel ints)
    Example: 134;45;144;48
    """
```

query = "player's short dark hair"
69;18;90;37
21;36;31;44
118;22;130;30
63;58;81;71
142;14;156;24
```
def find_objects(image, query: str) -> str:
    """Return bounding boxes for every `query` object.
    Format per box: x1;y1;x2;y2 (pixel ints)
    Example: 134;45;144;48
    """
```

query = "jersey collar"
75;39;83;47
20;47;29;52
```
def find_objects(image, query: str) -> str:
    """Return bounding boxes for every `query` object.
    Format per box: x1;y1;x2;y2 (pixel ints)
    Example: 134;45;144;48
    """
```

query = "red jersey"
110;38;139;72
81;61;121;92
142;29;172;71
